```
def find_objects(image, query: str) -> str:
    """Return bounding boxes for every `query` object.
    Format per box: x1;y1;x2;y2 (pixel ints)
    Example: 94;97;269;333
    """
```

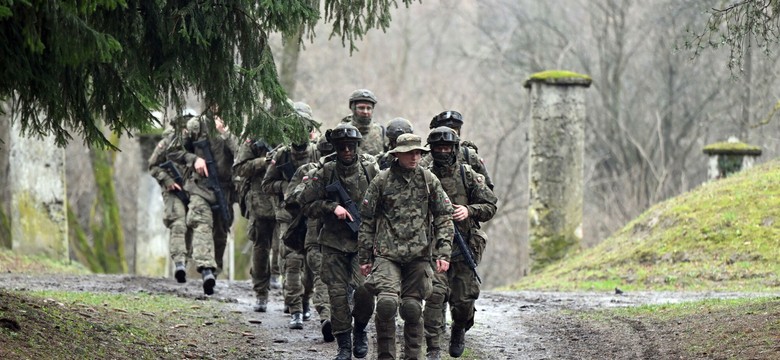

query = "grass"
509;160;780;292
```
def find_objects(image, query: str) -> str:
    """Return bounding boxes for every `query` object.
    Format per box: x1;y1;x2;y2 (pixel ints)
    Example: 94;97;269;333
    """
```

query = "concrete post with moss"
135;132;170;277
524;70;592;271
9;118;68;260
702;137;762;181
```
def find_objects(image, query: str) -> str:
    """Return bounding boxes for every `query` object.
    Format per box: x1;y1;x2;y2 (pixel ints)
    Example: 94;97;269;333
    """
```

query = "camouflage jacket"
376;151;394;170
299;153;379;253
341;115;387;156
285;160;325;247
261;143;319;222
421;141;494;190
148;128;189;191
168;115;238;205
429;162;497;263
233;139;276;219
358;163;454;265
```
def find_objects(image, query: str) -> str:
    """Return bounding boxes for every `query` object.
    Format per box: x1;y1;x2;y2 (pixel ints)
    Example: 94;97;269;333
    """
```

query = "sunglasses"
335;143;357;152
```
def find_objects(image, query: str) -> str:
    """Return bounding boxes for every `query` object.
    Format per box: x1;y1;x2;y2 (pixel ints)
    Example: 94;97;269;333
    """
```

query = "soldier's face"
352;102;373;122
395;150;423;169
336;142;358;164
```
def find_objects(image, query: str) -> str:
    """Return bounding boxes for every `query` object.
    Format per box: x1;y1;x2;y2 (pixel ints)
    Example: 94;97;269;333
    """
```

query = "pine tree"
0;0;416;149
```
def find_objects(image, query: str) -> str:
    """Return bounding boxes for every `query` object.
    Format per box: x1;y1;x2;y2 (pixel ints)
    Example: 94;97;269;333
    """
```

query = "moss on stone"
0;206;10;249
13;191;67;259
524;70;593;88
703;141;762;156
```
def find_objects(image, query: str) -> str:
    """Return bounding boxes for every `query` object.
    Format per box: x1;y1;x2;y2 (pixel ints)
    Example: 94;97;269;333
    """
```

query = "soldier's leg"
212;208;231;276
448;261;480;358
186;195;217;295
321;246;357;358
371;257;402;360
424;268;449;355
283;244;305;329
306;244;333;342
163;193;189;282
249;217;273;311
349;253;374;358
399;260;433;360
270;221;283;289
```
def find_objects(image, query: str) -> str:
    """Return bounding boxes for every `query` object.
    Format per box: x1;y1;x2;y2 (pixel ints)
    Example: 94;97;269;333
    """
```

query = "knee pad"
399;298;422;323
375;294;398;321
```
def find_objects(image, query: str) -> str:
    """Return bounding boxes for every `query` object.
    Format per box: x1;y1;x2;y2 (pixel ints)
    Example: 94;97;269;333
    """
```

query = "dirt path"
0;273;768;359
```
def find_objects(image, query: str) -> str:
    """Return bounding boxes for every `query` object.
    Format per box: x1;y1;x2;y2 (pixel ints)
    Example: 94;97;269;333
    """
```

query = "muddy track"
0;274;770;359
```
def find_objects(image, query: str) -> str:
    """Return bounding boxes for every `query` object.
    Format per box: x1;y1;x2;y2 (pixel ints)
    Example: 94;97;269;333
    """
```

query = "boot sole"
289;322;304;330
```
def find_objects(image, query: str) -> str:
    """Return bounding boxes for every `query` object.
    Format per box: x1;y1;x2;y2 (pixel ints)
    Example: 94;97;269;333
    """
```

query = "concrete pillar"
135;133;169;276
524;70;592;271
703;136;762;181
9;117;68;260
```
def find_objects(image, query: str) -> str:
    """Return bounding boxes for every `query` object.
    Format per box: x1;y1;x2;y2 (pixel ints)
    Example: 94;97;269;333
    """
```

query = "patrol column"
524;70;591;271
8;111;68;260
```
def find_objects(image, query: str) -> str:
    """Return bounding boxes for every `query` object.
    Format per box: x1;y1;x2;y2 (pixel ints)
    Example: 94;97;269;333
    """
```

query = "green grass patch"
0;247;91;275
509;160;780;292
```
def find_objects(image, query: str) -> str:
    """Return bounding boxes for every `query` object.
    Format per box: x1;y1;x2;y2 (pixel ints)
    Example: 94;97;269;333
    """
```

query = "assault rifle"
453;224;482;284
159;160;190;207
325;179;360;234
251;139;273;156
192;139;233;232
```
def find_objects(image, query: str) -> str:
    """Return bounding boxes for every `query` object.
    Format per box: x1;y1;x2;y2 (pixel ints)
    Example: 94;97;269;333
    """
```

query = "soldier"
169;107;238;295
341;89;387;156
358;133;454;360
261;102;320;329
426;110;494;190
233;134;277;312
376;117;414;170
283;135;336;342
297;123;379;359
147;113;193;283
422;127;497;360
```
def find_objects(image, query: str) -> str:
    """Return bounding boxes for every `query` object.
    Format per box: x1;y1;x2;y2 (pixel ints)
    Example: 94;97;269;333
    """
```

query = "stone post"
702;137;762;181
524;70;592;271
135;133;169;276
9;118;68;260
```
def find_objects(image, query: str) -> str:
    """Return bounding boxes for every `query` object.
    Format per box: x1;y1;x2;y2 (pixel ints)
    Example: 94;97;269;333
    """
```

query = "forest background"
1;0;778;289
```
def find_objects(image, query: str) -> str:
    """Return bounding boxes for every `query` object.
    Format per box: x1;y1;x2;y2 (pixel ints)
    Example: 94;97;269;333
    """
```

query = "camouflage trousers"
305;244;331;321
282;241;309;314
186;194;231;273
423;260;480;352
321;245;374;335
271;221;284;277
366;257;433;360
162;191;191;264
248;216;275;301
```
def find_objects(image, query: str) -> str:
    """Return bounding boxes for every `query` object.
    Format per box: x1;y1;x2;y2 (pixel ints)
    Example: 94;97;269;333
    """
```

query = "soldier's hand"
215;115;227;134
360;263;372;276
195;157;209;177
453;204;469;222
436;259;450;273
334;205;353;221
167;183;182;192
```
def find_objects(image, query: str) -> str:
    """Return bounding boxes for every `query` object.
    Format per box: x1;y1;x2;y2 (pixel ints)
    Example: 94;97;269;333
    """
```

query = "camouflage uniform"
169;114;238;284
233;139;277;307
358;150;454;360
148;128;192;270
421;144;493;191
261;143;319;321
342;115;387;156
298;150;379;355
422;162;497;357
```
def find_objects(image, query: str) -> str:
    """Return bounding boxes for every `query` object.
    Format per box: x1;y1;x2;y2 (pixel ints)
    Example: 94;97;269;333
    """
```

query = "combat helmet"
326;123;362;144
316;134;334;155
348;89;378;108
427;126;460;165
429;110;464;129
386;117;414;141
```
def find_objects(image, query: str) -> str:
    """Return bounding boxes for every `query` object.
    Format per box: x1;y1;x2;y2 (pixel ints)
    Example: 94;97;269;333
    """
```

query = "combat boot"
448;326;465;358
289;312;304;330
352;321;369;358
174;262;186;283
201;268;216;295
253;298;267;312
334;332;352;360
321;319;335;342
302;300;312;321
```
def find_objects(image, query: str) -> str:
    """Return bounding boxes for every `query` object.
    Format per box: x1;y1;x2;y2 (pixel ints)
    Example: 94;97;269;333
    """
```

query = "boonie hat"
388;134;429;154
